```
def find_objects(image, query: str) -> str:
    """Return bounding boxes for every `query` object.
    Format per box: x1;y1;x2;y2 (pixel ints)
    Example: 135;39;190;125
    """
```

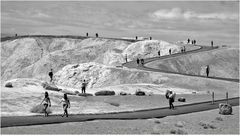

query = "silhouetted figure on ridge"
211;41;213;48
136;36;138;40
86;33;88;37
194;40;196;45
150;37;152;40
96;33;98;38
187;38;190;44
169;49;172;55
192;40;194;45
183;46;186;52
158;50;161;57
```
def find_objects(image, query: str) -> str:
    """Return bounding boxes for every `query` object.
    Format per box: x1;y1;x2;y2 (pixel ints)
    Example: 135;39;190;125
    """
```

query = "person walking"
187;38;190;44
40;92;51;117
168;91;175;109
86;33;88;37
211;41;213;48
60;93;70;117
183;46;186;52
136;36;138;40
137;58;140;66
169;49;171;55
140;58;144;65
81;80;87;94
125;54;128;63
150;37;152;40
96;33;98;38
48;69;53;83
194;40;196;45
206;65;210;77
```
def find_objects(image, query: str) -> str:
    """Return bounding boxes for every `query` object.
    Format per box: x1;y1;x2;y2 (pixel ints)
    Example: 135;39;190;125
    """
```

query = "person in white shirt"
60;93;70;117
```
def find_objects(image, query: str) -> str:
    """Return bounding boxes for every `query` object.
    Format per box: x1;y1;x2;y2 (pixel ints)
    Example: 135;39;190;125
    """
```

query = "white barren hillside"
1;37;181;81
146;47;239;79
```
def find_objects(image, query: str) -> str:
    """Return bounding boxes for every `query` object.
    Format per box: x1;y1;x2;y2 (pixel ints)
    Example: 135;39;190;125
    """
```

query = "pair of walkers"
40;92;70;117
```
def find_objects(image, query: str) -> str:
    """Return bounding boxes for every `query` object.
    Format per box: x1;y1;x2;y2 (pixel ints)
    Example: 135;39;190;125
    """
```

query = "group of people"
136;58;144;66
40;92;70;117
187;38;197;45
181;46;186;53
85;33;98;38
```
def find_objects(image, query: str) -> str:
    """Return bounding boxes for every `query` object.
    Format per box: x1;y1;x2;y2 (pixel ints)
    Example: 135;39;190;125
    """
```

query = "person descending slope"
48;69;53;83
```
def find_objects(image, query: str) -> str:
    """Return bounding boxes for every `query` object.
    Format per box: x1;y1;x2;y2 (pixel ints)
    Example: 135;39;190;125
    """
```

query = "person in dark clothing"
150;37;152;40
168;91;175;109
187;38;190;44
181;47;183;53
86;33;88;37
192;40;194;44
211;41;213;48
158;50;161;57
48;69;53;83
96;33;98;38
169;49;171;55
194;40;196;45
206;65;210;77
183;46;186;52
82;80;87;93
140;59;144;65
137;58;140;66
136;36;138;40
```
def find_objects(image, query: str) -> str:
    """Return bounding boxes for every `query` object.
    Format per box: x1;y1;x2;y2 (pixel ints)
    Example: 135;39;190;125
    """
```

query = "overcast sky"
1;1;239;47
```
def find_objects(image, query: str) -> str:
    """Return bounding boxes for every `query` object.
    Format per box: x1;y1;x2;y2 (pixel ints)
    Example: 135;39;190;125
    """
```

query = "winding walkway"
123;45;239;82
1;97;239;128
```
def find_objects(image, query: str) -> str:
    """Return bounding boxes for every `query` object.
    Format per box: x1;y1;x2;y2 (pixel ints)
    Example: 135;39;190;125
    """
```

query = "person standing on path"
86;33;88;37
48;69;53;83
137;58;140;66
211;41;213;48
187;38;190;44
168;91;175;109
140;58;144;66
82;80;88;93
125;54;128;63
60;94;70;117
169;49;171;55
206;65;210;77
96;33;98;38
183;46;186;52
40;92;51;117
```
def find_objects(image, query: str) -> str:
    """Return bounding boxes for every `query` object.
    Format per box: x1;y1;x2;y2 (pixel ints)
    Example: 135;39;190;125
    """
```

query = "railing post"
226;92;228;104
212;92;214;104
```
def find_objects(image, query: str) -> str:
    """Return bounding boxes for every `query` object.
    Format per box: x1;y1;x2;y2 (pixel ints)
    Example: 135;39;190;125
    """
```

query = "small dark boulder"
78;93;93;97
219;103;232;115
42;82;61;92
5;82;13;88
135;90;145;96
120;91;128;96
178;97;186;102
95;90;115;96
